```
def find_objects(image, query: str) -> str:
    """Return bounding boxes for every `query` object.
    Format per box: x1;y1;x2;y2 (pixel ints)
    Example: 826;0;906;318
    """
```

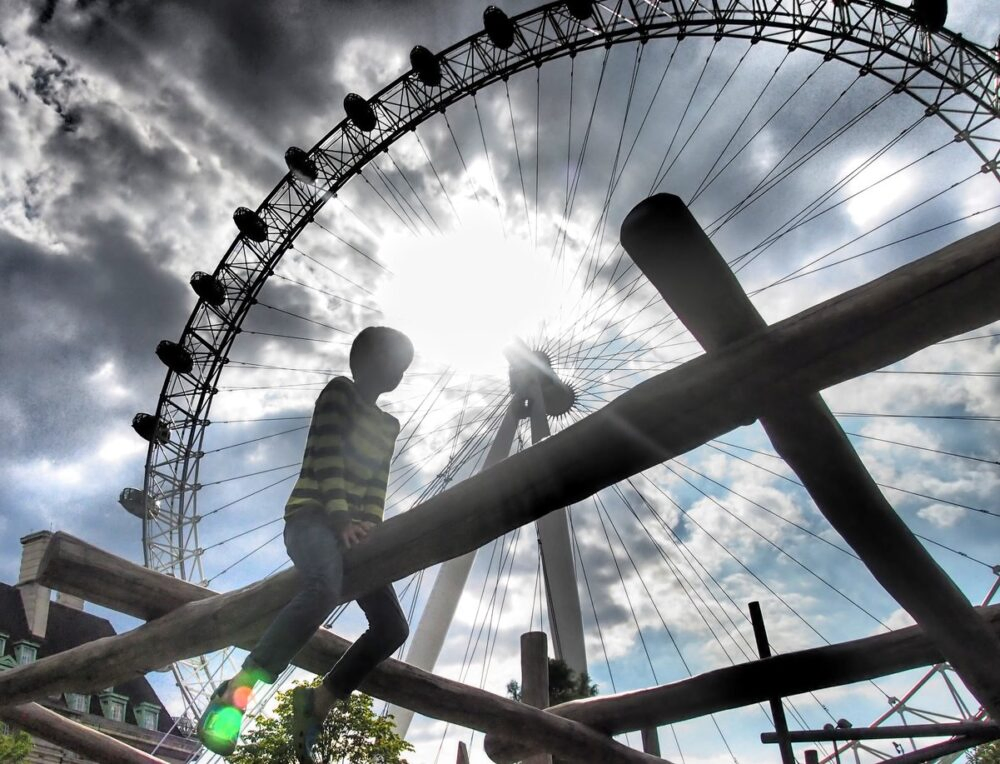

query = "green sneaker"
197;679;246;756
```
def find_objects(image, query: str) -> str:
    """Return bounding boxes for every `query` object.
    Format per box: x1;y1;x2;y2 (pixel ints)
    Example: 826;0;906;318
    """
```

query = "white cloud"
916;502;965;529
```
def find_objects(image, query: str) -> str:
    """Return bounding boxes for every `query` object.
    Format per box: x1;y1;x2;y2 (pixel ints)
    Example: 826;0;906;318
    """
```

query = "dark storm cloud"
25;0;497;168
0;221;189;459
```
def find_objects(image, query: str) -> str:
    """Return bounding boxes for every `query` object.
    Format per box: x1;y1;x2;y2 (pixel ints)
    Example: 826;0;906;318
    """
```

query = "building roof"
0;581;181;735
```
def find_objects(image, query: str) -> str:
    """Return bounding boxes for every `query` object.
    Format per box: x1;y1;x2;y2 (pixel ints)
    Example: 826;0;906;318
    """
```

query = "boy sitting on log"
197;326;414;763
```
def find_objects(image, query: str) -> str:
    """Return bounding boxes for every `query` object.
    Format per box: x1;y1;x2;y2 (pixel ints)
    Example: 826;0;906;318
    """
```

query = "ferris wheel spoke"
366;162;428;236
311;215;392;273
732;115;934;273
197;470;300;523
649;39;720;194
383;147;447;235
288;245;379;296
657;43;756;197
689;48;795;204
204;528;284;586
554;45;613;272
200;425;309;455
270;271;383;314
747;170;982;297
503;80;533;239
693;55;827;208
253;300;352;335
708;81;895;236
412;128;463;224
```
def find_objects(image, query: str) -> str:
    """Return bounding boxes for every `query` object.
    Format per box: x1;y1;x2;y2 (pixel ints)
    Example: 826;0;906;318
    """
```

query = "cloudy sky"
2;1;999;763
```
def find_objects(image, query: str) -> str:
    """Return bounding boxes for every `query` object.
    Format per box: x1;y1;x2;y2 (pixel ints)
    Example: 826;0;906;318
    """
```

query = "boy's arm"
308;379;352;531
361;417;400;523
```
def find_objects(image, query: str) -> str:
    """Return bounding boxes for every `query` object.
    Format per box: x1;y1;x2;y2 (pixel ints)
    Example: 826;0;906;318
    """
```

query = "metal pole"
524;374;588;677
749;601;795;764
388;397;523;736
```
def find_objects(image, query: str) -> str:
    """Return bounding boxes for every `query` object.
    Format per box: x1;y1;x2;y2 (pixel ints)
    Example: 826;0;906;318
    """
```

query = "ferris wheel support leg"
525;375;588;679
387;397;523;738
619;193;1000;722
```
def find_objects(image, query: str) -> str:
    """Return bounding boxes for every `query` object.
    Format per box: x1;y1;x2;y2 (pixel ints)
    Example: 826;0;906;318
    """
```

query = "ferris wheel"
127;0;1000;761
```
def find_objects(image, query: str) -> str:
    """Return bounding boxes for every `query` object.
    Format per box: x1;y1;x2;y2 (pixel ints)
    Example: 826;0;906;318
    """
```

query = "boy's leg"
243;515;346;683
199;515;344;753
315;583;409;717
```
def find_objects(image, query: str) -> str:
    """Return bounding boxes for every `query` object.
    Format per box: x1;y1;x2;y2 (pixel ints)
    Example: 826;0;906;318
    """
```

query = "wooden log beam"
483;603;1000;762
2;220;998;726
761;722;1000;743
25;534;659;764
0;703;169;764
34;533;1000;764
618;193;1000;720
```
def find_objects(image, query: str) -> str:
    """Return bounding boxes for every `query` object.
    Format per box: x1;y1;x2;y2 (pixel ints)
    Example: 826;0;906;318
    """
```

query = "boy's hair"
349;326;414;374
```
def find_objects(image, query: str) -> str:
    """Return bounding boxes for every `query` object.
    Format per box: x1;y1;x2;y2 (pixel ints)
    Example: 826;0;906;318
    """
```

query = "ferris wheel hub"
506;342;576;418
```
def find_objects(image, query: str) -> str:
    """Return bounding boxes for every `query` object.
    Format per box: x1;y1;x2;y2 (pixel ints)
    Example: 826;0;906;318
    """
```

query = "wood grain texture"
618;194;1000;719
0;703;169;764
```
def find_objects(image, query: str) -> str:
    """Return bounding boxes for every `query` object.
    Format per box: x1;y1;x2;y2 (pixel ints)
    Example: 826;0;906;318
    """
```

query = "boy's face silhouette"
353;350;410;396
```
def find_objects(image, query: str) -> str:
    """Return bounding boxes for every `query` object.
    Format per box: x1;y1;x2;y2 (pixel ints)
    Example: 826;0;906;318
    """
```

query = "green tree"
967;741;1000;764
230;679;412;764
0;728;33;764
507;657;599;707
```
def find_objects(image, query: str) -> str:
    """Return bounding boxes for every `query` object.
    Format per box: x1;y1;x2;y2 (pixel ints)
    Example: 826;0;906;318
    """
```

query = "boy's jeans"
244;512;409;698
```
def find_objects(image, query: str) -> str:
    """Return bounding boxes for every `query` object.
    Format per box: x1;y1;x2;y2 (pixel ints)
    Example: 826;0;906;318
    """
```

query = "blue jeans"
244;513;409;698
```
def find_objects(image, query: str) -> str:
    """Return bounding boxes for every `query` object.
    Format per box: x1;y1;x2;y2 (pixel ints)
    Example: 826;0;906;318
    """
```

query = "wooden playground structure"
1;197;999;763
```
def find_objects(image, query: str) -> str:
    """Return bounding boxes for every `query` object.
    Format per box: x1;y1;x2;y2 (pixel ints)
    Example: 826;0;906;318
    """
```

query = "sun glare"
378;204;567;376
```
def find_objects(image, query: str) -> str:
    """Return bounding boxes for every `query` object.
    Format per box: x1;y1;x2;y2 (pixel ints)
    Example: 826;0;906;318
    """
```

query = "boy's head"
349;326;414;394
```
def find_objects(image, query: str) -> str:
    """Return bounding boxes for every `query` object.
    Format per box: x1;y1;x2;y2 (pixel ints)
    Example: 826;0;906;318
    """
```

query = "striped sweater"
284;376;400;529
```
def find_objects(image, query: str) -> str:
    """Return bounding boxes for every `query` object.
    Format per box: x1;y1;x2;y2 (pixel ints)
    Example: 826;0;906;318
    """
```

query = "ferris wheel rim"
139;0;1000;739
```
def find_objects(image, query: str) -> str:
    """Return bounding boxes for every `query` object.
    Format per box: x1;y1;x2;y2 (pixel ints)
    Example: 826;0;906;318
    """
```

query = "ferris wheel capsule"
484;6;515;50
155;340;194;375
565;0;594;20
912;0;947;31
189;271;226;307
132;413;170;445
344;93;378;132
410;45;442;87
118;487;160;520
284;147;318;184
233;207;268;242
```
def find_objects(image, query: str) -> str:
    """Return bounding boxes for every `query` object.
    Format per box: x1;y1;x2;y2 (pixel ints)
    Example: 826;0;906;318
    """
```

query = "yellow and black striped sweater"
284;376;400;530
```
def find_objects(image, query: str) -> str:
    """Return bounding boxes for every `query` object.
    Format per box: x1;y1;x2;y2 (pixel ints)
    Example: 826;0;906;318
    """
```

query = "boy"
197;326;414;763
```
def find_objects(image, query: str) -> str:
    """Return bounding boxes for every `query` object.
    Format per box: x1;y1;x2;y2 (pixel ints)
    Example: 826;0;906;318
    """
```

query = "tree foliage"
967;740;1000;764
506;657;599;705
230;679;412;764
0;729;33;764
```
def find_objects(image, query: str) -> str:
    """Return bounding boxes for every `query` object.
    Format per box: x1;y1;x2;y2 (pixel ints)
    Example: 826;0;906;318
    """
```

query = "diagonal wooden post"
619;194;1000;721
1;219;999;744
25;532;1000;763
0;702;170;764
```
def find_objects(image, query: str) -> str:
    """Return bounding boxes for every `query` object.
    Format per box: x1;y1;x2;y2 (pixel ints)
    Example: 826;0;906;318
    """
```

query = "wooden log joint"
619;193;1000;721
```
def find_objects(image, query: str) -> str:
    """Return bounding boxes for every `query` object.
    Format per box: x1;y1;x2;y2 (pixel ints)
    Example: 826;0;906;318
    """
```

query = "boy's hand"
339;521;377;548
